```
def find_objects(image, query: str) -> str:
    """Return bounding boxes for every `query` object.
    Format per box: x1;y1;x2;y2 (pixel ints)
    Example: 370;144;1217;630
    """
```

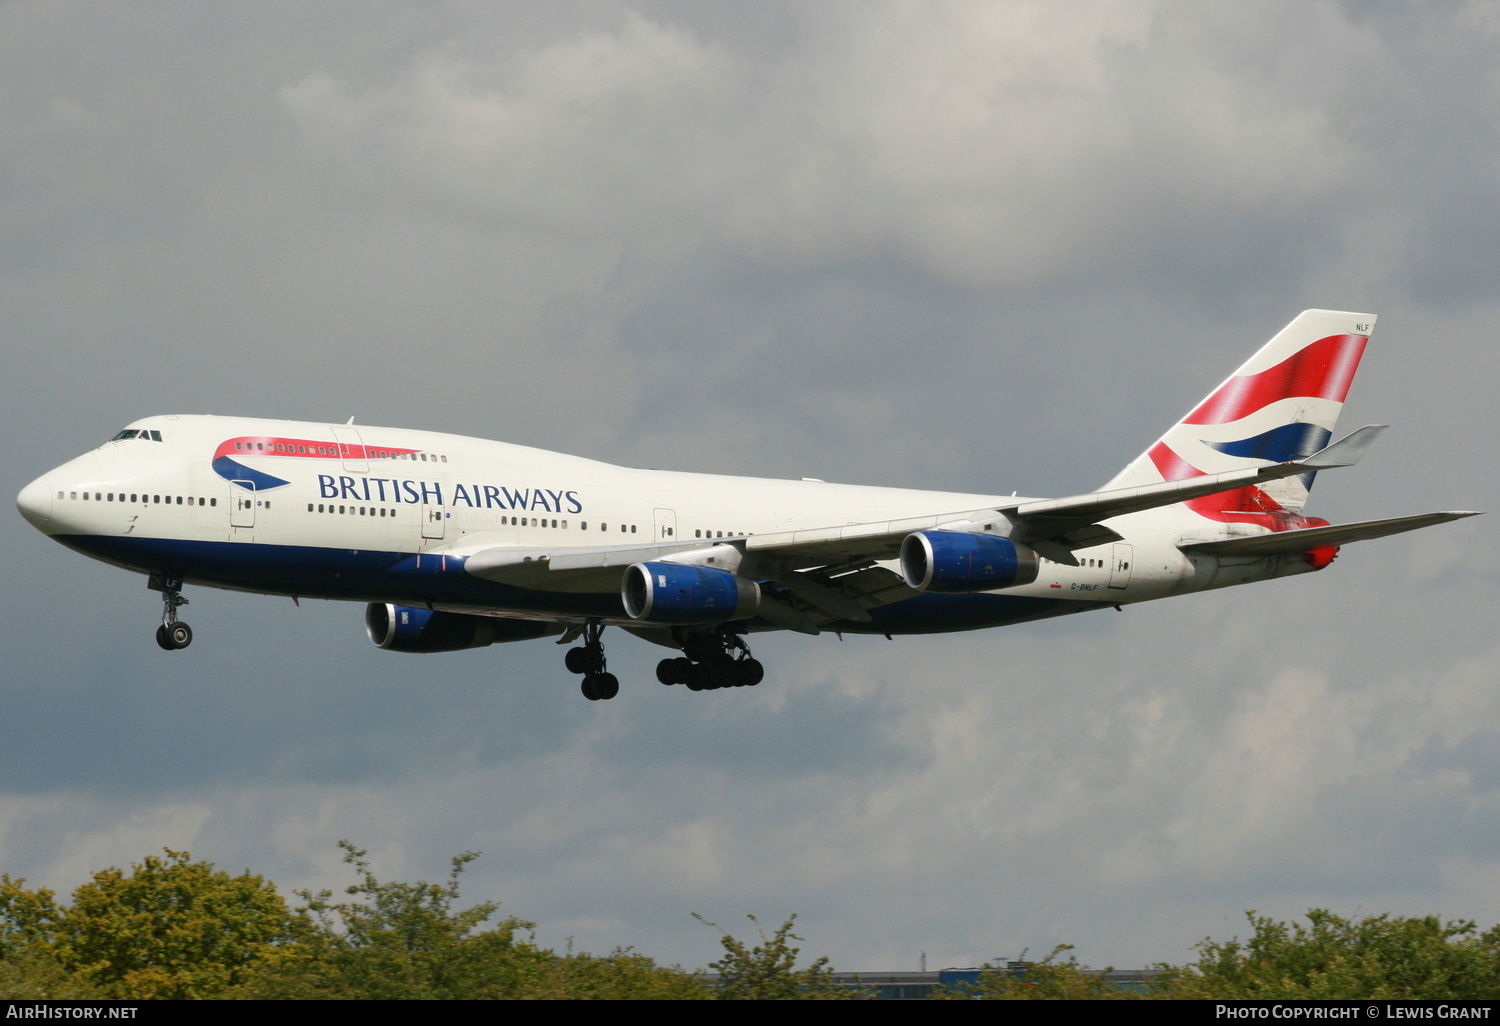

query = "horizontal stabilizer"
1179;511;1481;557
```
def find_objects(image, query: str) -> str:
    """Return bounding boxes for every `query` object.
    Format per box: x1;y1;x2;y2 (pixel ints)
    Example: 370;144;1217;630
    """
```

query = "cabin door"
1108;543;1133;589
331;426;368;473
230;480;256;528
654;508;678;542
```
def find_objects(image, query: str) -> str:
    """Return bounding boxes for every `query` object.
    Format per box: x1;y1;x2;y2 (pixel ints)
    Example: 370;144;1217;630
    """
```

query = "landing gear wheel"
709;659;738;689
591;672;619;700
566;646;602;674
152;575;192;651
657;657;694;685
564;621;609;686
671;626;766;693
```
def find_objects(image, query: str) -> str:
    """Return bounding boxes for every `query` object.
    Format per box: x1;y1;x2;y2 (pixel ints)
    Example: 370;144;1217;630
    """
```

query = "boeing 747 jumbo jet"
16;311;1479;701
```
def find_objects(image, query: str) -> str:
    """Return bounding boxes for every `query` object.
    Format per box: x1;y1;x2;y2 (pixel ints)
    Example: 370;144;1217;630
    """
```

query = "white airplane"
16;310;1478;701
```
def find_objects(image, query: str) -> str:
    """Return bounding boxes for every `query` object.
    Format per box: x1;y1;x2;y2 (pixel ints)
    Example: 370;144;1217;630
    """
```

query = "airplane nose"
17;475;53;530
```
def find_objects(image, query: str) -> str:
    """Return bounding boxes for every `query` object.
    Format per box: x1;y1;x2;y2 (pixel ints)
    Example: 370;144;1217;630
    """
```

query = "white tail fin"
1103;310;1374;519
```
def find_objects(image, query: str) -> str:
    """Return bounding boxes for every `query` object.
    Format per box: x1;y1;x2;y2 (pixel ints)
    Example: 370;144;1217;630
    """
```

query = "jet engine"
901;531;1040;592
621;562;760;624
365;603;549;653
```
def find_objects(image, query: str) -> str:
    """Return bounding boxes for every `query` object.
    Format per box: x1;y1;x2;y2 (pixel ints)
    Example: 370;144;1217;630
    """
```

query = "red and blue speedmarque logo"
211;436;421;491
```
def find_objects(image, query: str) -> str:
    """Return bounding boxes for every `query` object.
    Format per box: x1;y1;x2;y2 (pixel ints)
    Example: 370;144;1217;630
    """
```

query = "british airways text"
315;475;582;513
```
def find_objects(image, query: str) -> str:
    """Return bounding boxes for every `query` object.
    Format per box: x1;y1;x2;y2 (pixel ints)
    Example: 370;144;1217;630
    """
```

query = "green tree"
1156;909;1500;1000
241;840;707;1000
937;945;1133;1000
696;913;858;999
0;874;62;960
57;849;299;999
242;840;539;999
0;878;94;999
0;850;298;999
522;944;713;1000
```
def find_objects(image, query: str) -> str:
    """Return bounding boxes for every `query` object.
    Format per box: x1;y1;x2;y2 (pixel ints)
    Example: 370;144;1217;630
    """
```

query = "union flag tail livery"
1104;310;1373;518
16;310;1478;702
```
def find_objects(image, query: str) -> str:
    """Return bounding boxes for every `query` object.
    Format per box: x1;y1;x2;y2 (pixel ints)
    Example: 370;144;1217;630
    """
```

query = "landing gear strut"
150;573;192;651
564;620;618;701
657;627;764;691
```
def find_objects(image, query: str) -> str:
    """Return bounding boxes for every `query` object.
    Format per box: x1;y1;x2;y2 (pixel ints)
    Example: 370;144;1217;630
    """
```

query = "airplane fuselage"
18;413;1228;636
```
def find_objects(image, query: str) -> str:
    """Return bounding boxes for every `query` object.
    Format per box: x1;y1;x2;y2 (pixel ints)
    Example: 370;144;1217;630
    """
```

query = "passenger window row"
504;516;568;528
234;441;448;464
240;442;331;454
309;504;398;517
371;450;447;463
484;520;643;533
61;491;216;506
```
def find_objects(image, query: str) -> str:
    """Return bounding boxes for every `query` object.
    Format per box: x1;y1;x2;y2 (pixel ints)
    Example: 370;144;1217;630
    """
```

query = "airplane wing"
740;424;1390;566
1177;511;1481;557
459;425;1392;624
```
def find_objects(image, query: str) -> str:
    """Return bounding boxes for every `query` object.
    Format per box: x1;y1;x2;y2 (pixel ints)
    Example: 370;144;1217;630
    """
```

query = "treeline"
0;842;842;1000
2;842;1499;999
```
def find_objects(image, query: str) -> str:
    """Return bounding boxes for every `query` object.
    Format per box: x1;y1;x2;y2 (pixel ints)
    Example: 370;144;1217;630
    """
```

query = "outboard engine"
365;603;548;653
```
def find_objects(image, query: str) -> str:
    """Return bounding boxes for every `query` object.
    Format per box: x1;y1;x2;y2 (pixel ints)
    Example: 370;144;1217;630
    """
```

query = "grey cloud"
1;0;1496;972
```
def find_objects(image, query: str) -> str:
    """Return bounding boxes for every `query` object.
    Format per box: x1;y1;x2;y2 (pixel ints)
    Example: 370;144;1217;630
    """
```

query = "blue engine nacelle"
900;531;1040;592
365;603;549;653
621;562;760;624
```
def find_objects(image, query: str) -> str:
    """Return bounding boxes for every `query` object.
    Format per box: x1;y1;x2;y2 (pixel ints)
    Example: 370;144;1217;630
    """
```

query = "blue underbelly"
56;534;1100;634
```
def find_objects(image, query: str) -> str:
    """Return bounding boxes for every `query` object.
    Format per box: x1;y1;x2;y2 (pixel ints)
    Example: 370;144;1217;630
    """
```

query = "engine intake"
901;531;1040;592
621;562;760;624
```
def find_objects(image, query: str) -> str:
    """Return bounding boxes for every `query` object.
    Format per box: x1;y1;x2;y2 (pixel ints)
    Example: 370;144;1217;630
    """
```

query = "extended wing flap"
1179;510;1481;557
834;565;922;609
768;570;874;622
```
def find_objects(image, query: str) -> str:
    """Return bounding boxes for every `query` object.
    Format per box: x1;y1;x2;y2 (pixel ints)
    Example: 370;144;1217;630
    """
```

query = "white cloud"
277;2;1369;290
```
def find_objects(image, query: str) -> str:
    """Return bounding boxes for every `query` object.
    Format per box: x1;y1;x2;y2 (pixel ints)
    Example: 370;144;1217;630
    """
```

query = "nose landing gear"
563;621;618;701
150;574;192;651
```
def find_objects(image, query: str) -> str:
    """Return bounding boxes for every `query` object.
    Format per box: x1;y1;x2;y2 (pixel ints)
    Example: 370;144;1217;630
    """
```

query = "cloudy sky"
2;0;1497;971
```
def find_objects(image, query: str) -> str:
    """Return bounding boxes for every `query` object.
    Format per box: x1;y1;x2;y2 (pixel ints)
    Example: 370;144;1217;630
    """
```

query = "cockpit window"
111;430;139;440
110;429;163;442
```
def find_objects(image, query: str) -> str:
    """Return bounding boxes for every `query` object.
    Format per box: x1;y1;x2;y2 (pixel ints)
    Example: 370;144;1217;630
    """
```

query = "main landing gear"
563;621;619;701
150;574;192;651
562;623;766;700
656;628;764;692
